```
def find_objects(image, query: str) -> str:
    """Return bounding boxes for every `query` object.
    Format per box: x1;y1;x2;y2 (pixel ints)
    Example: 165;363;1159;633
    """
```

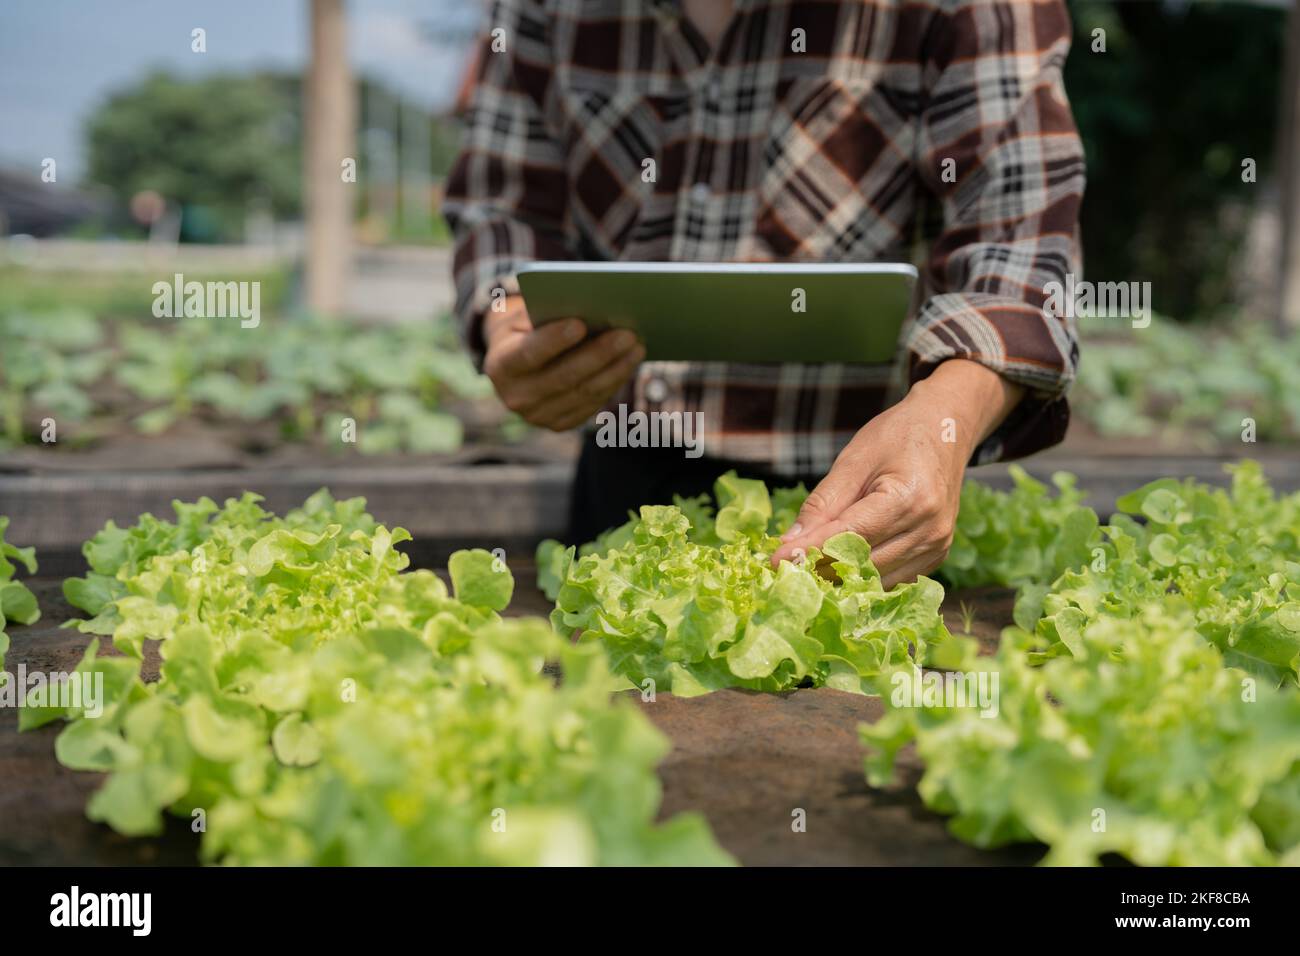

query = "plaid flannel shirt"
443;0;1085;475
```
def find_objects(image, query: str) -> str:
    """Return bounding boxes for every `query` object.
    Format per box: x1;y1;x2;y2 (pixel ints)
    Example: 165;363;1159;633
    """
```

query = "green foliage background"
83;71;461;245
1066;0;1288;319
85;72;302;242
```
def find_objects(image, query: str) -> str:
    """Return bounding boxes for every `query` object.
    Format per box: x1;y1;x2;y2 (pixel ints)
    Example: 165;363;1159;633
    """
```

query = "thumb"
780;456;874;543
771;464;872;564
772;489;897;565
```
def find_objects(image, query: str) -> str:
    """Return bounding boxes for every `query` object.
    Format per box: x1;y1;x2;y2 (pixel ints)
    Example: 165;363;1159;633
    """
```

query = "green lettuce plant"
35;493;730;866
864;461;1300;865
1;306;501;454
0;308;109;446
1020;462;1300;687
546;463;1300;865
862;607;1300;866
541;473;948;697
1076;320;1300;445
941;466;1101;592
0;516;41;676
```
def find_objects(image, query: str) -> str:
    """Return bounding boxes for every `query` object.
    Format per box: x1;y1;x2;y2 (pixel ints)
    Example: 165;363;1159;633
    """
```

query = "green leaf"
713;472;772;543
535;539;572;603
247;526;341;577
0;580;39;626
62;572;121;616
1148;533;1179;567
0;516;38;577
448;549;513;612
272;713;322;767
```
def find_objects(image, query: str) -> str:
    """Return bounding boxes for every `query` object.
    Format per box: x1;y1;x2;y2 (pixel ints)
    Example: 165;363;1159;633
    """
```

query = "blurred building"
0;168;106;237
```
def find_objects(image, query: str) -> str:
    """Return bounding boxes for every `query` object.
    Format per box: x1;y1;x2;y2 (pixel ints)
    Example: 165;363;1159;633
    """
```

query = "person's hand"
482;294;646;431
771;359;1023;589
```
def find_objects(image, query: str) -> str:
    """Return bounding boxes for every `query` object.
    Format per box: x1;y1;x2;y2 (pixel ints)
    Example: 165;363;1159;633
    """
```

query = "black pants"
565;432;821;544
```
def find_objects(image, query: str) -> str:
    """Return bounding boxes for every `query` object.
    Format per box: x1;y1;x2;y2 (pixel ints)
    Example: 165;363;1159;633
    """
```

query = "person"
444;0;1085;588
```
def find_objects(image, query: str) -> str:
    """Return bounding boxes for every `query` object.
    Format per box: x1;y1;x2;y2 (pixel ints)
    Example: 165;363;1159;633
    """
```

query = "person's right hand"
482;294;646;431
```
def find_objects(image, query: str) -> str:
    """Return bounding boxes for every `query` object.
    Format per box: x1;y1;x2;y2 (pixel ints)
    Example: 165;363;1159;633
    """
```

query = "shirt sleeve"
907;0;1086;463
442;0;574;367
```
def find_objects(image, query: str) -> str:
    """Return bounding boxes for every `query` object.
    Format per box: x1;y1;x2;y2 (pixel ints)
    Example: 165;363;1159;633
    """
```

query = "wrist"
906;359;1023;455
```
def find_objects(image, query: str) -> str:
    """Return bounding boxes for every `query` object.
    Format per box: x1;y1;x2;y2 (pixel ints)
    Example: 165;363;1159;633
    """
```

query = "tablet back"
517;262;917;364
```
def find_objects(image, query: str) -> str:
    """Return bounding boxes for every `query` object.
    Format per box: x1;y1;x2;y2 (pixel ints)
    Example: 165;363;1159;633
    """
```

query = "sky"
0;0;482;180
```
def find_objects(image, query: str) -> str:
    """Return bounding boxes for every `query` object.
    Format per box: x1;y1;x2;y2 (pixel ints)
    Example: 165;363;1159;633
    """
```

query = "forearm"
908;0;1082;461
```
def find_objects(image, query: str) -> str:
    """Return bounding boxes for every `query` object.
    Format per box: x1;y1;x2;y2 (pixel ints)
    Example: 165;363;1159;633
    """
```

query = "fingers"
845;491;953;587
528;343;646;430
772;490;901;564
781;447;877;544
861;525;930;577
780;518;945;590
489;318;586;378
772;477;955;590
482;296;532;344
862;522;942;585
879;551;945;590
527;329;641;400
490;324;643;423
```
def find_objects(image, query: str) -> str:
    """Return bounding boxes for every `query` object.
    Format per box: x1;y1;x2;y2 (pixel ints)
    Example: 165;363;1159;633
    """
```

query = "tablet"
516;261;918;364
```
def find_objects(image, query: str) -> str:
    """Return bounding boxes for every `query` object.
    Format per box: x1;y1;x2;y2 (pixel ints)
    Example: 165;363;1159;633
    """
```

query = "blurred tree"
84;70;462;245
1065;0;1287;320
85;72;301;242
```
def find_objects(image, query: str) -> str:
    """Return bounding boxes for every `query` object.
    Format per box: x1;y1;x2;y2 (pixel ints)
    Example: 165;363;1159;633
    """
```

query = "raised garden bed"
0;434;579;575
5;448;1296;867
7;439;1298;576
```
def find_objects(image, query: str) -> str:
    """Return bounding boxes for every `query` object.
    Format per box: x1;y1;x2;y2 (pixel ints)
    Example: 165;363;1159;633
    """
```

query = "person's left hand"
771;359;1023;589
